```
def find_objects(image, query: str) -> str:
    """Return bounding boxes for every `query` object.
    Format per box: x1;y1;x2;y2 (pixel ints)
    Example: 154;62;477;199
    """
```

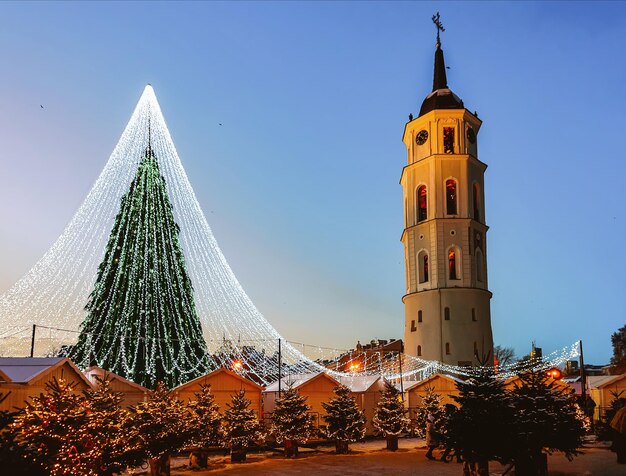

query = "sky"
0;1;625;365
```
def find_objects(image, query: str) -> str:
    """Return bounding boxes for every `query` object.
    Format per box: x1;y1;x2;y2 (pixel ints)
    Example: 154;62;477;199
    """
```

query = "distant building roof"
0;357;65;383
588;374;626;389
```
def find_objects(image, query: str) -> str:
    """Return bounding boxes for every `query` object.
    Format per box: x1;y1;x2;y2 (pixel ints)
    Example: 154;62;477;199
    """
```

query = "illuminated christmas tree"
9;378;91;476
222;390;264;463
321;384;366;454
83;375;141;475
187;384;222;469
270;386;316;457
372;381;410;451
412;385;445;439
72;144;208;389
128;382;196;475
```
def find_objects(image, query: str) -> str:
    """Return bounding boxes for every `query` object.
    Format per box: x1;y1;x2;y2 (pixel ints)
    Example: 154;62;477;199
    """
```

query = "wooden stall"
0;357;92;412
263;372;341;428
588;374;626;421
174;367;263;417
338;375;386;435
83;366;149;408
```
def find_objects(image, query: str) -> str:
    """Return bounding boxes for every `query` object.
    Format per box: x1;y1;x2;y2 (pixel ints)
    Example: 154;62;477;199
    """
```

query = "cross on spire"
432;12;445;46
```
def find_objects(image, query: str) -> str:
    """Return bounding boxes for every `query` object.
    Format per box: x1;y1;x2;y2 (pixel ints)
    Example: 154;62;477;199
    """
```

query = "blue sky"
1;1;625;364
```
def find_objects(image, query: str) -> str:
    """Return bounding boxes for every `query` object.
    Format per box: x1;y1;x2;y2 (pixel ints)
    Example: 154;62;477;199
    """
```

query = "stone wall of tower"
401;109;493;366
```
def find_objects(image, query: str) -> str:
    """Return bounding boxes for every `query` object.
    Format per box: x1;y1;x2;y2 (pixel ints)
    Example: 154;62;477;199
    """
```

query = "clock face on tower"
467;127;476;144
416;130;429;145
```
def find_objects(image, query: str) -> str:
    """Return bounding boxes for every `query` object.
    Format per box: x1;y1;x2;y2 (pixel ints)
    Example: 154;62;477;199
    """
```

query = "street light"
546;367;562;380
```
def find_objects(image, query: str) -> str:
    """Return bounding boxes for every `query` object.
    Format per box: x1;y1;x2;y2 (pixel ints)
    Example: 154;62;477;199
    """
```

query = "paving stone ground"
157;438;626;476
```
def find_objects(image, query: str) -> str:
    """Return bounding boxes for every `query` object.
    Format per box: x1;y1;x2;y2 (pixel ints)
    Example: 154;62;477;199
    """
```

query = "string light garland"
0;86;581;386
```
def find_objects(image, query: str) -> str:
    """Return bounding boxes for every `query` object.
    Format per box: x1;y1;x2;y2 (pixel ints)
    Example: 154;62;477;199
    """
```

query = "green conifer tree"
222;390;265;463
187;384;222;469
372;381;410;451
83;375;142;475
271;386;316;457
9;378;92;476
445;369;515;476
321;384;366;454
72;146;208;389
509;370;587;475
412;386;445;439
0;392;45;475
127;382;196;476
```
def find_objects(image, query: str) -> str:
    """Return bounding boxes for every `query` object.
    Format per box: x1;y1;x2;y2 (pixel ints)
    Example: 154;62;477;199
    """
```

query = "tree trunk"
335;440;349;454
148;454;170;476
386;435;398;451
462;459;489;476
515;452;548;476
230;446;247;463
284;439;299;457
188;449;210;469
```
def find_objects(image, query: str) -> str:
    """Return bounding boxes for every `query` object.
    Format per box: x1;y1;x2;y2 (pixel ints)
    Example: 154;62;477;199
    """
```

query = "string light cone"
0;86;580;385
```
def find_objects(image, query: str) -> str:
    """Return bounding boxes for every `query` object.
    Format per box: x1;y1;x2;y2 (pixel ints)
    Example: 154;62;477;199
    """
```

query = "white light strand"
0;86;581;386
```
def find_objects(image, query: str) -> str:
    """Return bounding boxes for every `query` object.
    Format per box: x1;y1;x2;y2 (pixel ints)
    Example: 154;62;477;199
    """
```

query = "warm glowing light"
232;360;243;371
546;367;563;380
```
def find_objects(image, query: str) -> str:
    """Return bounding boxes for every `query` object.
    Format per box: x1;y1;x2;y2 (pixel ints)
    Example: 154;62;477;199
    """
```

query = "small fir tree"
321;384;366;454
372;381;410;451
222;389;265;462
412;386;445;439
128;382;195;476
83;375;141;475
187;384;222;469
0;392;45;475
509;370;588;475
445;369;515;476
9;378;93;476
271;386;317;457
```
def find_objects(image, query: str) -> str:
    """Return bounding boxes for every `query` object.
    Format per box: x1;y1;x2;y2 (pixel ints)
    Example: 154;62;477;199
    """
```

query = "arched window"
417;345;422;356
443;127;455;154
445;342;451;355
473;183;481;222
417;185;427;222
444;307;450;321
476;249;485;283
472;308;477;322
448;248;460;280
418;310;423;322
446;179;457;215
418;251;429;283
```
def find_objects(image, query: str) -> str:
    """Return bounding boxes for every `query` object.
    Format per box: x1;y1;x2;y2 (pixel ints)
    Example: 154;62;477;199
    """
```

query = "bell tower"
401;15;493;365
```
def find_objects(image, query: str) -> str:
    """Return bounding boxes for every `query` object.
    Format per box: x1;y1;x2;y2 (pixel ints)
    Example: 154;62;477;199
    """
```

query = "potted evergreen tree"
321;384;366;454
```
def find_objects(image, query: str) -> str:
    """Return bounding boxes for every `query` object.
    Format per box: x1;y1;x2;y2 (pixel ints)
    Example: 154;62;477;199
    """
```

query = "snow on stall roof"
264;372;337;392
0;357;64;383
337;374;382;393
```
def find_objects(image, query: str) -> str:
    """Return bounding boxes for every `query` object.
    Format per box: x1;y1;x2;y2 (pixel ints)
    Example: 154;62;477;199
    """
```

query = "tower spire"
431;12;448;91
418;12;463;117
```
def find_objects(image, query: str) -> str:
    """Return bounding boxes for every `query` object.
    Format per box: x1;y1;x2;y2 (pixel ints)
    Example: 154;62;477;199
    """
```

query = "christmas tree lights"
0;85;582;386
